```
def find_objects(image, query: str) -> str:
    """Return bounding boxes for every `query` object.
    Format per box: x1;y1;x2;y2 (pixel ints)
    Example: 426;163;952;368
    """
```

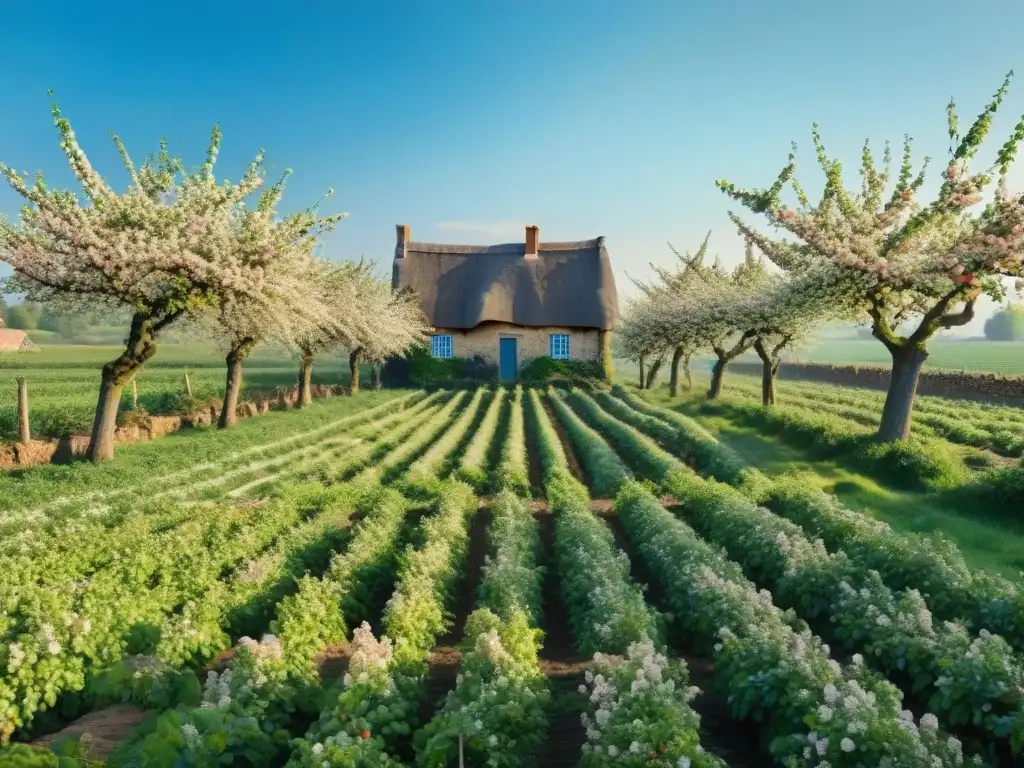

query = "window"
431;334;453;359
549;333;570;360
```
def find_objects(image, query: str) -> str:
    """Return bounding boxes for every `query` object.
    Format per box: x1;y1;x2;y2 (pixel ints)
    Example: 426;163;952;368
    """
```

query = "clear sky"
2;0;1024;335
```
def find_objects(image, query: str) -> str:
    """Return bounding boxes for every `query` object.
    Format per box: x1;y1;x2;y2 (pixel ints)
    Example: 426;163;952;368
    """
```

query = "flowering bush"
672;470;1024;754
476;490;544;628
116;635;306;767
292;623;422;764
777;674;979;767
613;481;962;765
579;638;724;767
273;485;408;678
415;609;550;767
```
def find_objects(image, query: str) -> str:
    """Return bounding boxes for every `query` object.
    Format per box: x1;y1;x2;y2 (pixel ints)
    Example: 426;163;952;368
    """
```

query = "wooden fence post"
183;372;193;397
16;377;30;444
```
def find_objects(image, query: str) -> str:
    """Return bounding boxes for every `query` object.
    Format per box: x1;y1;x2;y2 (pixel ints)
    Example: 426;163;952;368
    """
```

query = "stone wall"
0;383;347;470
435;323;601;370
728;361;1024;405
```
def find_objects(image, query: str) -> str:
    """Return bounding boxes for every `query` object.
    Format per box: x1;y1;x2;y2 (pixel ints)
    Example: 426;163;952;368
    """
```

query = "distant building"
0;329;38;352
392;224;618;380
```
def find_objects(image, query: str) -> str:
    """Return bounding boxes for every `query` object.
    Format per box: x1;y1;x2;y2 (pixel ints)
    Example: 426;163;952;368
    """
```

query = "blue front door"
499;337;517;380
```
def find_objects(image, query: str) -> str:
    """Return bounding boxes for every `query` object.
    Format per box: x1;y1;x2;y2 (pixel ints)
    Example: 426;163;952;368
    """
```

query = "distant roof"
0;329;35;352
392;236;619;330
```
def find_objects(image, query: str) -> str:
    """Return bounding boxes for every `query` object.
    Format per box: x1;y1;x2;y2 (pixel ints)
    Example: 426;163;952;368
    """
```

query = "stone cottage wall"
434;323;601;368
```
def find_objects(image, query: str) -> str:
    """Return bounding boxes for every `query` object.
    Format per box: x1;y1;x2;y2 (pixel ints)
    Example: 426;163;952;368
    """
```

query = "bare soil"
535;509;590;768
30;704;149;761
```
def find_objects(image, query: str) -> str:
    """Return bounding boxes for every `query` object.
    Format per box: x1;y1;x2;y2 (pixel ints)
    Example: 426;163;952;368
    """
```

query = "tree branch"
907;286;969;345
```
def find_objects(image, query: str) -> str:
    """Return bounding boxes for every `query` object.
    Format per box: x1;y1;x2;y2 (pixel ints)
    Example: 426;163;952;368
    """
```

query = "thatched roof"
392;229;618;330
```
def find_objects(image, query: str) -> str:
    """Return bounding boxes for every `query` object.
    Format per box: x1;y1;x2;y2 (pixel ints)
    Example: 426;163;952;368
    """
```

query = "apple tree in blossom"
719;73;1024;440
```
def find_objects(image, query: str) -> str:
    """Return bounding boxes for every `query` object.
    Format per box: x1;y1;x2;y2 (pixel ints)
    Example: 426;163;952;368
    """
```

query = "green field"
2;382;1022;766
779;338;1024;374
0;344;355;440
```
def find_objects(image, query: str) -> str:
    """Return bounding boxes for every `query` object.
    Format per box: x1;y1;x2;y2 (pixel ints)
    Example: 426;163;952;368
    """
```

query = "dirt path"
600;509;765;767
535;509;590;767
30;704;149;761
414;508;492;747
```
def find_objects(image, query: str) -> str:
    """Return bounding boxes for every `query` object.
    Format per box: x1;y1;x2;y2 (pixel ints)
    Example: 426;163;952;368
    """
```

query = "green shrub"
518;356;603;384
390;347;497;387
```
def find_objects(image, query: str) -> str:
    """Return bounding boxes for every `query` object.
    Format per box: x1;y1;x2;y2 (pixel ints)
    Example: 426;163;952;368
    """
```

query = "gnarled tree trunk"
683;351;693;391
637;356;646;389
349;348;363;394
753;338;780;407
219;337;256;429
707;333;756;400
645;355;664;390
877;346;928;442
708;358;727;399
668;346;685;397
297;350;314;407
86;312;161;461
370;362;382;390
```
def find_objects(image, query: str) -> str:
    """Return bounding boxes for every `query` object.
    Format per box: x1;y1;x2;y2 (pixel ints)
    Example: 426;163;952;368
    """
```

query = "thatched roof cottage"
392;224;618;380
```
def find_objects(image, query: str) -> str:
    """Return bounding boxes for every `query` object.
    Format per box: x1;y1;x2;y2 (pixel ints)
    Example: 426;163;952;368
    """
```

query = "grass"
649;392;1024;579
0;343;364;440
615;338;1024;377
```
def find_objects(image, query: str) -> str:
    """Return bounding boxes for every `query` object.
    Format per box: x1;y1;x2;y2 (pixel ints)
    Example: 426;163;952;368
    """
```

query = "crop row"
534;390;723;765
0;388;417;516
552;388;983;765
620;389;1024;657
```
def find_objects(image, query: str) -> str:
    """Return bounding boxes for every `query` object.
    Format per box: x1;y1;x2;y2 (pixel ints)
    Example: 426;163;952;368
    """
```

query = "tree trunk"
370;363;382;390
645;356;664;390
86;312;158;461
708;356;727;399
219;338;255;429
753;339;779;407
683;352;693;390
349;348;362;394
668;346;685;397
297;351;314;407
877;346;928;442
638;356;646;388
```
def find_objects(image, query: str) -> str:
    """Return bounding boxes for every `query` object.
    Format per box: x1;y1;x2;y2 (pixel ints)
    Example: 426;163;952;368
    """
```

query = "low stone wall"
728;361;1024;405
0;383;348;469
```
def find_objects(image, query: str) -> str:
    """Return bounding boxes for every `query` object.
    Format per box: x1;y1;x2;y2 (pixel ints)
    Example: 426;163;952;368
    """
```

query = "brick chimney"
524;225;539;259
395;224;410;258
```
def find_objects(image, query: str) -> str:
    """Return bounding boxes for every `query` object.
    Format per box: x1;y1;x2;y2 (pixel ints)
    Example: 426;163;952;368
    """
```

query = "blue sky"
2;0;1024;334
